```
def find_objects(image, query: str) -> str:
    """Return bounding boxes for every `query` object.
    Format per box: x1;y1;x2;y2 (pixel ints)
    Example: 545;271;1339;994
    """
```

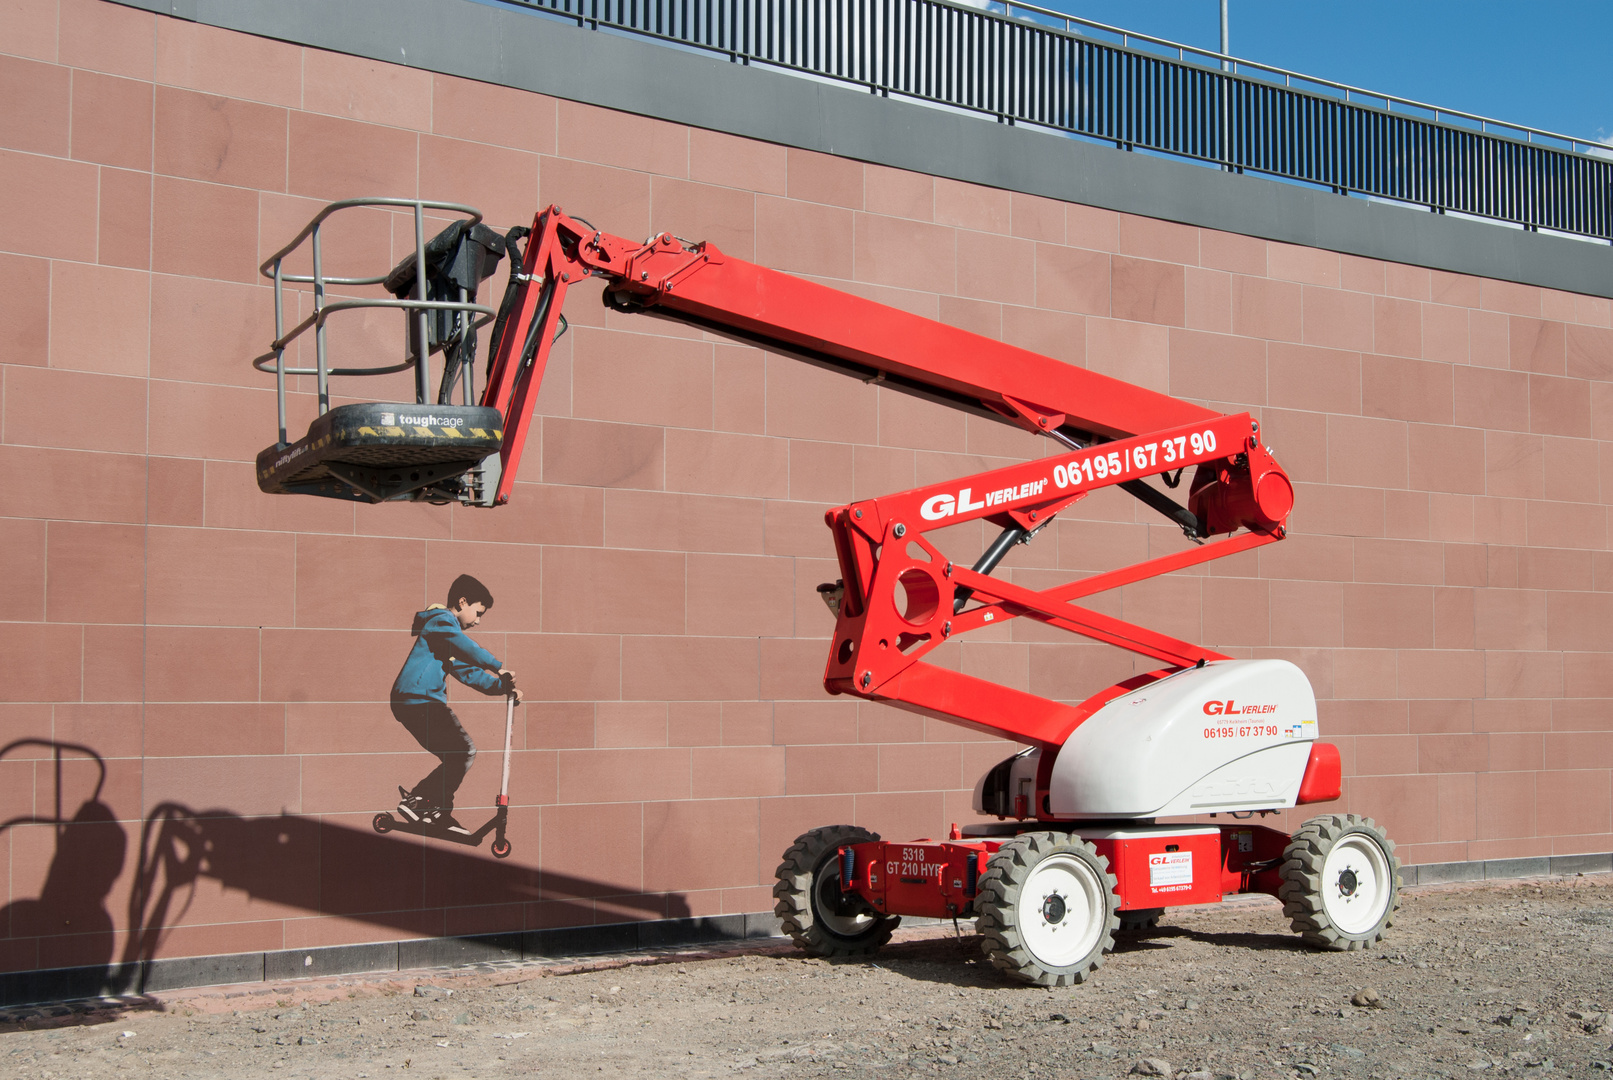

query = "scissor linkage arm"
482;207;1295;748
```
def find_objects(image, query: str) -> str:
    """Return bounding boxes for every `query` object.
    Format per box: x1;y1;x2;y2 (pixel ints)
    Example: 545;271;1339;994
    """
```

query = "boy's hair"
447;573;494;611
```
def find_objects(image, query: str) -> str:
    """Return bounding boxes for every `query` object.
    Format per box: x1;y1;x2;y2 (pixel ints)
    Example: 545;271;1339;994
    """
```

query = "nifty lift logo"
920;479;1050;521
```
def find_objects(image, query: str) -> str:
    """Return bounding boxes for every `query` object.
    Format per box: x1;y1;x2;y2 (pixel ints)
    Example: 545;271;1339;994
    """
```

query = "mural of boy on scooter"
390;574;521;837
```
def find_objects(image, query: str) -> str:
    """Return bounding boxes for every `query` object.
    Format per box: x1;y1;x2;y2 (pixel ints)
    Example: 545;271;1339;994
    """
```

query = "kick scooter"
372;692;515;858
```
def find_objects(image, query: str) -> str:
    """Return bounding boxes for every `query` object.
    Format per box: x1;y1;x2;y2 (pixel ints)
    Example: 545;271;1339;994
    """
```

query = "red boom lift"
255;200;1400;986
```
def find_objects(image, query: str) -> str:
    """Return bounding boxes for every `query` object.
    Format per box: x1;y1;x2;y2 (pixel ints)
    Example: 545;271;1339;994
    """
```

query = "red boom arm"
482;208;1294;751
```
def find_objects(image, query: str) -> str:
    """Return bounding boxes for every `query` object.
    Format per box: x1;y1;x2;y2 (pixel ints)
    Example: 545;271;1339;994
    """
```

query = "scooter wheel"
490;838;512;859
373;812;394;834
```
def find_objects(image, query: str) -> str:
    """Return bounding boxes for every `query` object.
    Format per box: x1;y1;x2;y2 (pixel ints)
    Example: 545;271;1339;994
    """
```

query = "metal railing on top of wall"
496;0;1612;243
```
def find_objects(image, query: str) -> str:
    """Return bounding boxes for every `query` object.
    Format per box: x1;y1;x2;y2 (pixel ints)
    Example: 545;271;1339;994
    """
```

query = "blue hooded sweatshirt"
391;606;504;705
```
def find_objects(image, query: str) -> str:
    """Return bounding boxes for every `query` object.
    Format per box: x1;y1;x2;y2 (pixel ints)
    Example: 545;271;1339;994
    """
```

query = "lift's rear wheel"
976;832;1118;987
372;812;394;834
1279;814;1400;950
774;825;899;957
1117;908;1164;934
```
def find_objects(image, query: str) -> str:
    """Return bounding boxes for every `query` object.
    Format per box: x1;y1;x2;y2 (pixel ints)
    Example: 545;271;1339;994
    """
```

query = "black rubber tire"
372;812;393;834
1279;813;1401;951
773;825;899;958
1117;908;1164;934
976;832;1119;987
490;838;512;859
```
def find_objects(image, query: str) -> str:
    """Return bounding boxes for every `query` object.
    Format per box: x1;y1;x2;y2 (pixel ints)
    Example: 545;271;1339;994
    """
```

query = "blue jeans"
391;697;477;810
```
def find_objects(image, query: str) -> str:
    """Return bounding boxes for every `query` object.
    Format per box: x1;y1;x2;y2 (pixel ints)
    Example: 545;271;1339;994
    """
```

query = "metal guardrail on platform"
252;198;496;447
498;0;1612;242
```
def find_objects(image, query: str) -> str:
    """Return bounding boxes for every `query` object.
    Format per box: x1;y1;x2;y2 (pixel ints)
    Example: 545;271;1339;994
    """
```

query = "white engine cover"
1053;658;1317;817
971;659;1320;820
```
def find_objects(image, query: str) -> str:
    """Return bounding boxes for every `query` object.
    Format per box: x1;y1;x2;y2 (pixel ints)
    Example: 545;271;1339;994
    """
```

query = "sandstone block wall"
0;0;1609;974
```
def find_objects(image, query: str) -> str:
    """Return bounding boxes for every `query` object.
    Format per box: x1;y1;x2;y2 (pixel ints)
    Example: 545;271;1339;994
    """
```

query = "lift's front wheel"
774;825;899;958
490;837;512;859
1279;814;1400;950
976;832;1118;987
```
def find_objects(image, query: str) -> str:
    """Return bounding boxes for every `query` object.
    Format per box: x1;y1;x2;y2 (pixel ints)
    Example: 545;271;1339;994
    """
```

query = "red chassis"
281;203;1397;985
842;823;1293;922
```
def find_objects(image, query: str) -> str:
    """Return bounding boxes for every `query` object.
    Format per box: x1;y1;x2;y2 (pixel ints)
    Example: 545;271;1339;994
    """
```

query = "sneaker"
440;812;472;836
397;787;429;823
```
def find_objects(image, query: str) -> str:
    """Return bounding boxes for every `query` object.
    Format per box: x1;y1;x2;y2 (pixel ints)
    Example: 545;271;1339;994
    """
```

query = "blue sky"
1046;1;1613;145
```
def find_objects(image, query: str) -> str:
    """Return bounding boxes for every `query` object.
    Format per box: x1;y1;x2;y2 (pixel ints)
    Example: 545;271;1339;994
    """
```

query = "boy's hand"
499;669;523;705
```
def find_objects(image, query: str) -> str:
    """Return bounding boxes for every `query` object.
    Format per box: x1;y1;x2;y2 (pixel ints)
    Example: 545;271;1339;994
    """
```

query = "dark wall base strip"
265;942;400;982
1399;851;1613;887
0;913;787;1009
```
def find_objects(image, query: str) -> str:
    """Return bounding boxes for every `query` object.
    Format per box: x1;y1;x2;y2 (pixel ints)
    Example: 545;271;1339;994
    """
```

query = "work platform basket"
252;198;510;505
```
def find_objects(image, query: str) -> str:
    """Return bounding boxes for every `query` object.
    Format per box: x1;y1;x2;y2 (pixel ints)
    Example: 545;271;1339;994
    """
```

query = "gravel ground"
2;874;1610;1080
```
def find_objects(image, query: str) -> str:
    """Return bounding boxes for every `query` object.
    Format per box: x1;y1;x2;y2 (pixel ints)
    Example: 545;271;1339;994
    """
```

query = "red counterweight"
1095;827;1224;908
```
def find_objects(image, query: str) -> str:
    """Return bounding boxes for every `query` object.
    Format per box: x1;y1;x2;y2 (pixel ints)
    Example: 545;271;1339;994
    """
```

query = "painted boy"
391;574;521;834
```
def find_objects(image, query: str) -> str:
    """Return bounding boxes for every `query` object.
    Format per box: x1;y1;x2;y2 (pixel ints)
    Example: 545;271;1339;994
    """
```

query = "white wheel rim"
1320;834;1392;935
1016;853;1105;968
813;864;876;937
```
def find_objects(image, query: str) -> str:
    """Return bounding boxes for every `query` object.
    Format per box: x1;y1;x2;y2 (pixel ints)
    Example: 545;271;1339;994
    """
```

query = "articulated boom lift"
256;201;1400;986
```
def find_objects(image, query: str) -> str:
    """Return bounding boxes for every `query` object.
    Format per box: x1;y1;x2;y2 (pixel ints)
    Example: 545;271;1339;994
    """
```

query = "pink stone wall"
0;0;1610;973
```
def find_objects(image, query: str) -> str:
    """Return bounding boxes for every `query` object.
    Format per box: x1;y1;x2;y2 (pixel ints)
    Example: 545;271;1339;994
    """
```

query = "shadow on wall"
0;740;688;999
0;741;127;999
